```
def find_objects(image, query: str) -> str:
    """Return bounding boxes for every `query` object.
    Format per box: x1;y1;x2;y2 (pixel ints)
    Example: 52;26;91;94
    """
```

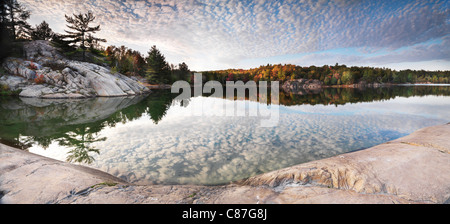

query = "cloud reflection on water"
74;95;450;185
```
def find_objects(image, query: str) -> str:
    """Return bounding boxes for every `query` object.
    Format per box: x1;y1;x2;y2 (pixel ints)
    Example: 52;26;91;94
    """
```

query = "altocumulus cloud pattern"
22;0;450;70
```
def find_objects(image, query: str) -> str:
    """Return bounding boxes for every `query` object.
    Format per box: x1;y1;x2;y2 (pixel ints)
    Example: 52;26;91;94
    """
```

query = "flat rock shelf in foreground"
0;123;449;204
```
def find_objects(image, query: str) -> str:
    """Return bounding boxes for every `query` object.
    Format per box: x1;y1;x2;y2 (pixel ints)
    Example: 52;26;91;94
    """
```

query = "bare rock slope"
1;41;149;98
1;124;449;204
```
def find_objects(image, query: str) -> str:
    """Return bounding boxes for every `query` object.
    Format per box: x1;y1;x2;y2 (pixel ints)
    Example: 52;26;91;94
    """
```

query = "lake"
0;85;449;185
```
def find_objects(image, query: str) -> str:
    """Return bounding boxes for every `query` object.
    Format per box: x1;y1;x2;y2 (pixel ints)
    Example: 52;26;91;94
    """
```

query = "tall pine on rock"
4;0;32;40
0;0;11;59
1;0;33;59
145;45;170;84
63;11;106;61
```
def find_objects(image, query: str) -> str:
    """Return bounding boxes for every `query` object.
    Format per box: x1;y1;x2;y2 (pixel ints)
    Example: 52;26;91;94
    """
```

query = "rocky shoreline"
281;78;402;94
1;123;449;204
0;41;150;98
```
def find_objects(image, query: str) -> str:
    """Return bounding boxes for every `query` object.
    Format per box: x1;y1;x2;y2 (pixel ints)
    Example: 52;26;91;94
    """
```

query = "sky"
21;0;450;71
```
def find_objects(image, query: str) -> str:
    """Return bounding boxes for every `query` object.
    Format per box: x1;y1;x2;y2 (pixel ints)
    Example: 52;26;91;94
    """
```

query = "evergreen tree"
331;76;338;85
31;20;53;40
145;45;170;84
63;11;106;61
179;62;189;73
0;1;6;24
5;0;31;40
0;0;12;60
51;32;73;51
175;62;190;81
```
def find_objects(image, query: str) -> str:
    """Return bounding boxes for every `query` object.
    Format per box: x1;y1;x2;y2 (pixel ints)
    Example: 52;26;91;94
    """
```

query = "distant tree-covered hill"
199;63;450;85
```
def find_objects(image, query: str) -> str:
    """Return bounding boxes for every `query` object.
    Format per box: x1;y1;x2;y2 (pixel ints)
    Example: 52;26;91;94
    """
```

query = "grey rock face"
281;79;322;94
19;85;54;98
0;75;28;91
2;58;37;80
23;40;64;64
45;70;64;86
1;40;150;98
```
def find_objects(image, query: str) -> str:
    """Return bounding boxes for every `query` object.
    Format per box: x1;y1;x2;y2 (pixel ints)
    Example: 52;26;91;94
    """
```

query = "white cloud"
21;0;450;70
286;36;450;70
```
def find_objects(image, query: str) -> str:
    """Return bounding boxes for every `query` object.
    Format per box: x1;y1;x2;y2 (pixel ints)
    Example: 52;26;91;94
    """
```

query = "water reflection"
58;125;106;164
0;85;449;185
0;95;148;161
280;85;450;106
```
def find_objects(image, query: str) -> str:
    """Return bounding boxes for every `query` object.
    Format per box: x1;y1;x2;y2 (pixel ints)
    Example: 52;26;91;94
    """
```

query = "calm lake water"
1;85;449;185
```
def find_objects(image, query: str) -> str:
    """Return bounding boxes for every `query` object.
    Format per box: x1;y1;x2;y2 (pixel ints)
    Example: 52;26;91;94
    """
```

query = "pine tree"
51;32;73;51
63;11;106;61
178;62;189;72
31;20;53;40
0;0;12;60
4;0;32;40
145;45;170;84
175;62;190;81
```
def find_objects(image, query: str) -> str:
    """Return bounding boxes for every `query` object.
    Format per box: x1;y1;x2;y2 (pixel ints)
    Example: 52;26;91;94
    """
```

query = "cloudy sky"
22;0;450;71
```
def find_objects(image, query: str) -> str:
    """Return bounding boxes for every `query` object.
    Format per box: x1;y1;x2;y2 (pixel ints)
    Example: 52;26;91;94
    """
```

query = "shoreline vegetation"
1;1;449;98
0;123;448;204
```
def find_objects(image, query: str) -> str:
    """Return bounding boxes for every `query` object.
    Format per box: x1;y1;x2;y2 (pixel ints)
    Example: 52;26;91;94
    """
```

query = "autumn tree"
324;76;331;85
341;70;354;85
64;11;106;61
132;53;146;77
105;45;146;76
277;67;286;81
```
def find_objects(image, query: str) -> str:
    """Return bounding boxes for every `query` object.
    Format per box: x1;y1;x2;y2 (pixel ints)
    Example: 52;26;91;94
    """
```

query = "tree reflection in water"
58;125;106;164
0;90;179;164
0;86;449;164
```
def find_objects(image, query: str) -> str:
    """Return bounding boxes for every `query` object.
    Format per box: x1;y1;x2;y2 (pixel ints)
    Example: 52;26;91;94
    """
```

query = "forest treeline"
200;63;450;85
1;0;448;86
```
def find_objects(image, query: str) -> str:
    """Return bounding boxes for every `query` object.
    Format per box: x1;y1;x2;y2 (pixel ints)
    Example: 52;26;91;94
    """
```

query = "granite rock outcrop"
1;41;149;98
